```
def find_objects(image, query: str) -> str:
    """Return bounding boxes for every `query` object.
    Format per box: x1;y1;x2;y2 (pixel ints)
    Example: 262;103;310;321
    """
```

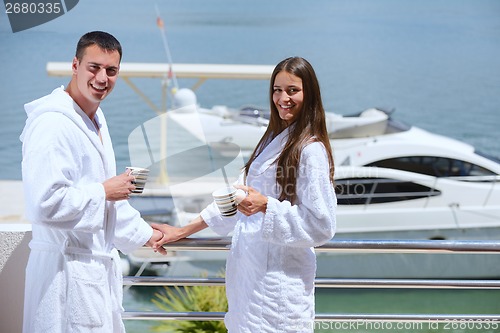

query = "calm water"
2;1;499;332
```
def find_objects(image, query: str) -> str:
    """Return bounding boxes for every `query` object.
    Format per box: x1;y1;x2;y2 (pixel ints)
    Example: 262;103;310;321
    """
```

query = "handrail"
317;239;500;253
123;276;500;289
123;238;500;324
156;237;500;253
122;311;500;323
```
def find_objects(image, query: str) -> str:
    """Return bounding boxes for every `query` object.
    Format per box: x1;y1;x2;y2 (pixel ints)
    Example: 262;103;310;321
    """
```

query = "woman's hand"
151;223;186;245
149;223;185;255
234;185;268;216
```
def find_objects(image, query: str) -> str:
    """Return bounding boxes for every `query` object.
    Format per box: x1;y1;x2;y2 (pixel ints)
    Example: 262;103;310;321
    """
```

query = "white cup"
212;186;238;217
126;167;150;194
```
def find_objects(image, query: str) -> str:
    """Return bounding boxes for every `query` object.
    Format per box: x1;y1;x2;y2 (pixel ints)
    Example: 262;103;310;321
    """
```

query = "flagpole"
155;4;176;185
155;4;179;93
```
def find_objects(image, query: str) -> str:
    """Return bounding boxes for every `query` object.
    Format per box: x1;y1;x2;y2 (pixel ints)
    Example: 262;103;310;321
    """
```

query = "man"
20;31;164;332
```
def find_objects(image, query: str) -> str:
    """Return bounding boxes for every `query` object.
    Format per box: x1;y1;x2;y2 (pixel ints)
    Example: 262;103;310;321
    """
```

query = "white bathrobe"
20;87;153;333
201;127;337;333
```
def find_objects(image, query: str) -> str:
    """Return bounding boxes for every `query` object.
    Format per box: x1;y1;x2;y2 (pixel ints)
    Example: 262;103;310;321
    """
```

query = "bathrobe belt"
29;239;119;260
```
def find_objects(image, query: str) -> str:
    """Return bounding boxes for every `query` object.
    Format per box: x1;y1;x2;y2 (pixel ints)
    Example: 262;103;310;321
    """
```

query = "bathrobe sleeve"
113;200;153;254
22;113;107;232
200;173;245;236
261;142;336;247
200;201;237;236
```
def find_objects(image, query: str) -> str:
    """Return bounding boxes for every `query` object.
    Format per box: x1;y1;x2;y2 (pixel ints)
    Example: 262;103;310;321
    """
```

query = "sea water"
1;0;499;332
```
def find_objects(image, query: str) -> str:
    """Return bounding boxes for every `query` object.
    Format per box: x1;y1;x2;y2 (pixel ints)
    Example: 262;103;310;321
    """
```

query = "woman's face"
272;71;304;126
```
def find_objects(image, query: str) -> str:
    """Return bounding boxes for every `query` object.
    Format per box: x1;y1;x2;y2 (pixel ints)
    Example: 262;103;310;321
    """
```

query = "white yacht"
333;114;500;237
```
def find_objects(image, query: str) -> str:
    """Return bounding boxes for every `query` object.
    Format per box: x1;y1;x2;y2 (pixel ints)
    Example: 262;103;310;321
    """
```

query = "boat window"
335;178;441;205
366;156;497;179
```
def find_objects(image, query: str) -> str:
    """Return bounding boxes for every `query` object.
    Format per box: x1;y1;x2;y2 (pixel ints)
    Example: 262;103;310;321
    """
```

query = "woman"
153;56;336;332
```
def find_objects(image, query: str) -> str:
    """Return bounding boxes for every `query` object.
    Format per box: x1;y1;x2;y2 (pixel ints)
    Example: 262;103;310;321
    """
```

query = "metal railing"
123;238;500;324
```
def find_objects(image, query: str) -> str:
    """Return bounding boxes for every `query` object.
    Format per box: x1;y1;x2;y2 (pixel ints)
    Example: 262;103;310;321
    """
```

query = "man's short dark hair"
75;31;122;62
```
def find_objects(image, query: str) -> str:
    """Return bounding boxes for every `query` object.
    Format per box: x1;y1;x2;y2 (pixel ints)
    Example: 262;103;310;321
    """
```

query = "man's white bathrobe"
201;127;337;333
20;87;153;333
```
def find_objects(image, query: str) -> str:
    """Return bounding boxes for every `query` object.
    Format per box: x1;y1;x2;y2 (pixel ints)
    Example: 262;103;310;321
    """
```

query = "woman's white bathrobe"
201;127;337;333
20;87;153;333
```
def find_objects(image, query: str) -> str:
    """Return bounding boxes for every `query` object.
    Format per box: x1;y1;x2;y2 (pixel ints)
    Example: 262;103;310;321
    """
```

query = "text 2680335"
5;2;62;14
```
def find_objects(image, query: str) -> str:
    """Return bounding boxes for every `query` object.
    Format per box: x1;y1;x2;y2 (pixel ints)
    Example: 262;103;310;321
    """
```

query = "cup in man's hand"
126;167;149;194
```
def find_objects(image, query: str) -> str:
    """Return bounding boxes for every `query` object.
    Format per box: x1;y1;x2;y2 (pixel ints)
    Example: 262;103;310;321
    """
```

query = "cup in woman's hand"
126;167;149;194
212;186;238;217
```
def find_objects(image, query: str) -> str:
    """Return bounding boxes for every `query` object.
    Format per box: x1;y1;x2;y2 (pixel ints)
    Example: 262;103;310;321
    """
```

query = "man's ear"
71;57;79;75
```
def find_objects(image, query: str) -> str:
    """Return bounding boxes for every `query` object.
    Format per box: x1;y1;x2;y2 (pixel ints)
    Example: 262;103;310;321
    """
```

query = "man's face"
72;44;120;104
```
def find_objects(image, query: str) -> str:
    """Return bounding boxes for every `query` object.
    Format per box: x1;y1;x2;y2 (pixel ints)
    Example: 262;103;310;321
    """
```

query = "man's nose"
96;68;107;82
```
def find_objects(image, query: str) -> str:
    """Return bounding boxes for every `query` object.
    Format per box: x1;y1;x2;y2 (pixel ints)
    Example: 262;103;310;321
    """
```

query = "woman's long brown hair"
244;57;335;204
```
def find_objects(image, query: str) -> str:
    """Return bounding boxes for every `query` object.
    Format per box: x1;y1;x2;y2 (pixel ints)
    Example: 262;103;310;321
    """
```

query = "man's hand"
145;228;168;255
103;171;135;201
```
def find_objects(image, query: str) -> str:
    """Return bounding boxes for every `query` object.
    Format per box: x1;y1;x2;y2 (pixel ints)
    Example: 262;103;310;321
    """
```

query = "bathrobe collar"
20;86;108;172
250;125;293;177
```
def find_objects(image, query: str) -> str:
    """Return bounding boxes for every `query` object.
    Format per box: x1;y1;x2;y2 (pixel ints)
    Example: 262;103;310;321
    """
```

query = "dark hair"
75;31;122;62
244;56;335;203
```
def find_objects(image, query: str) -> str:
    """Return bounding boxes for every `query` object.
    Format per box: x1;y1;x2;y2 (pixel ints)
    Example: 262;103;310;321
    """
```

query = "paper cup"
212;186;238;217
126;167;149;194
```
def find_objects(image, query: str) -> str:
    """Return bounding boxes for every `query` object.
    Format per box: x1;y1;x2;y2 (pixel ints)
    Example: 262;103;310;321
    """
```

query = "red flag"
156;17;164;28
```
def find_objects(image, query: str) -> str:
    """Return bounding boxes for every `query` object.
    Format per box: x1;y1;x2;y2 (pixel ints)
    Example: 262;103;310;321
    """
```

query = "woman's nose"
281;93;291;101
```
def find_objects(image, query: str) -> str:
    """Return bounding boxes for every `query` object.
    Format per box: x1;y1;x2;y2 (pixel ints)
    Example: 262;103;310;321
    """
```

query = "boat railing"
122;238;500;325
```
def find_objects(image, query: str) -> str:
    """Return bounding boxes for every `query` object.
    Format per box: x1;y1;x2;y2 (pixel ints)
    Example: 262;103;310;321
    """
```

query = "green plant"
151;271;228;333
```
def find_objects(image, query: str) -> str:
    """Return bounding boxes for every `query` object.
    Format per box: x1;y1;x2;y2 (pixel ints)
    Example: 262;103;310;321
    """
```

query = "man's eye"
106;69;117;76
